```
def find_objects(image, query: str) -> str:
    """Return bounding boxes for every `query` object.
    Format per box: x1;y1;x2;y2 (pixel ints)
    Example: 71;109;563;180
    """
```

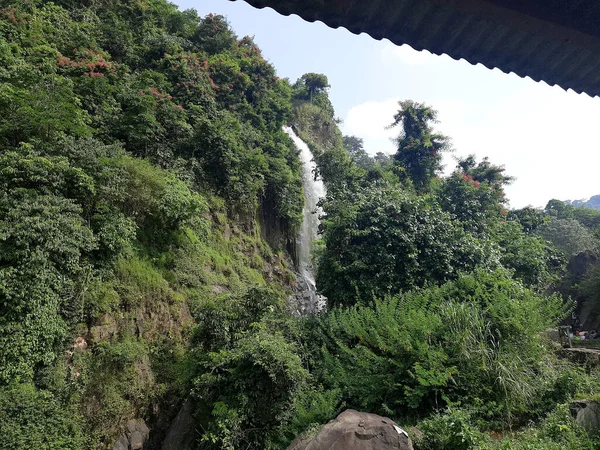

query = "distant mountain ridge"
565;195;600;210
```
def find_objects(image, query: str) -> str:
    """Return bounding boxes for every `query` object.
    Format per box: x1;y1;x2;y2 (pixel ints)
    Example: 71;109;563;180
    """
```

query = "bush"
317;186;500;307
192;325;309;449
414;409;486;450
0;384;85;450
316;271;571;422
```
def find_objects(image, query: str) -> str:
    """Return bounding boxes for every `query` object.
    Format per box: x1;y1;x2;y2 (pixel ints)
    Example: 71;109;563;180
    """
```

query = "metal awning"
236;0;600;97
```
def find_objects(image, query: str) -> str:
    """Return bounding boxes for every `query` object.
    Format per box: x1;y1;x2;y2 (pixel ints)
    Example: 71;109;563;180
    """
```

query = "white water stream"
283;126;327;314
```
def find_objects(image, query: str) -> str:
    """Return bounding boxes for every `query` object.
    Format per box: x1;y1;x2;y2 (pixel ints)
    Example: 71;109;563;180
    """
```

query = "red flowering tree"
439;155;513;233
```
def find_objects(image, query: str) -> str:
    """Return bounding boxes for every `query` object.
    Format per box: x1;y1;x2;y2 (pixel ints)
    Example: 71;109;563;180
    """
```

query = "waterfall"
283;126;327;314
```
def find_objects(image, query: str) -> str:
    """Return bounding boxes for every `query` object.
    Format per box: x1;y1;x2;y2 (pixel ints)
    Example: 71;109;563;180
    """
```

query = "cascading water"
283;126;327;315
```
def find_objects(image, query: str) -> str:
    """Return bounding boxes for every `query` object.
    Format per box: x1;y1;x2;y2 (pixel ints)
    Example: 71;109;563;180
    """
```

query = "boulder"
571;400;600;435
111;419;150;450
287;409;414;450
161;399;196;450
112;435;129;450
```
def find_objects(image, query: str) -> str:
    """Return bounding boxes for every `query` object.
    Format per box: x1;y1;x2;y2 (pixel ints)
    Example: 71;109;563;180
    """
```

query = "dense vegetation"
2;1;600;449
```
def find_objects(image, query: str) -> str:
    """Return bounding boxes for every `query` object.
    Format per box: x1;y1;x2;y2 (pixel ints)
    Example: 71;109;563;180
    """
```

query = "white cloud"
381;42;436;65
343;99;398;154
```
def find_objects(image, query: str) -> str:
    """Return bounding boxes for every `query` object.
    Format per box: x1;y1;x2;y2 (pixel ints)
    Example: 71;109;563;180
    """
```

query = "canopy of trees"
1;2;599;450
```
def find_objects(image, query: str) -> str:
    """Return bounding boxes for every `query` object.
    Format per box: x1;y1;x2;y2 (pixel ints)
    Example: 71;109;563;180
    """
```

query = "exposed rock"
211;285;229;294
73;336;88;353
112;435;129;450
571;400;600;435
130;431;145;450
112;419;150;450
127;418;149;436
559;348;600;367
287;409;414;450
89;314;118;343
161;399;196;450
540;328;560;344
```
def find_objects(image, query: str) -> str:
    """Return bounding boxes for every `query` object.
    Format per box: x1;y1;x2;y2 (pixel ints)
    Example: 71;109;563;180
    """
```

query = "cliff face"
76;201;300;449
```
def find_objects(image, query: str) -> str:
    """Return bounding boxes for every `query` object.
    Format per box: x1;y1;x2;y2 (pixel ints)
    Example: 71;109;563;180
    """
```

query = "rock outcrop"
560;348;600;367
287;409;413;450
161;399;196;450
111;419;150;450
571;400;600;436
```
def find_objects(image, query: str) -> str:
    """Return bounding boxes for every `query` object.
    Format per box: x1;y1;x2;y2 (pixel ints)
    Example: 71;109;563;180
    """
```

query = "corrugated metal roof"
235;0;600;97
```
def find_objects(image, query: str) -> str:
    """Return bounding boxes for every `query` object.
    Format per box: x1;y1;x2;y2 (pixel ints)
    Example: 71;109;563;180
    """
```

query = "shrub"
316;271;571;422
0;384;85;450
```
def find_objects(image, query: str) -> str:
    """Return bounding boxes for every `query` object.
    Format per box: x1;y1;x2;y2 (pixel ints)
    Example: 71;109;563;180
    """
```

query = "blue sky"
176;0;600;208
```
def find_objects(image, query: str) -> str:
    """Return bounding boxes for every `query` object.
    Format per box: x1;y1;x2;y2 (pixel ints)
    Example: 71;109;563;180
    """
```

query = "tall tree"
298;73;330;101
389;100;451;191
343;135;373;170
439;155;513;233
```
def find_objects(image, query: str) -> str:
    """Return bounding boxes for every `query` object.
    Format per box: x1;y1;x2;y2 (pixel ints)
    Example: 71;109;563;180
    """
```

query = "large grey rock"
287;409;414;450
111;419;150;450
112;435;129;450
161;399;196;450
130;431;145;450
571;400;600;435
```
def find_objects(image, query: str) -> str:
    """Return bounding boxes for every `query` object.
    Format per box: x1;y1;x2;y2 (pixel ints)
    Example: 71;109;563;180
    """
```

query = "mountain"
565;195;600;210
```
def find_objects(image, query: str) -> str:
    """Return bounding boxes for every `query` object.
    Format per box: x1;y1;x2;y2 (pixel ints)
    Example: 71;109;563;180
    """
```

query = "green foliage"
343;135;374;170
545;199;600;232
509;206;547;233
494;220;566;289
538;218;598;256
438;155;512;234
389;100;451;191
293;73;334;118
76;338;156;444
479;403;597;450
318;185;499;307
0;383;85;450
0;189;95;382
274;387;341;447
188;287;310;449
193;14;236;55
415;403;598;450
0;2;596;449
316;271;571;421
415;409;486;450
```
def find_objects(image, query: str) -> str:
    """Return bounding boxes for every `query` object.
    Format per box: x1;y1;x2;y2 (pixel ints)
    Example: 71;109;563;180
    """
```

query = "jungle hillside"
2;1;600;449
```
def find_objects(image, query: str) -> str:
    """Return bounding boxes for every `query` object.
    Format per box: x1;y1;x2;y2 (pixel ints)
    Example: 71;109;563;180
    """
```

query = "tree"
389;100;451;191
438;155;512;233
317;185;499;307
298;73;330;101
494;220;566;289
537;218;598;256
0;384;85;450
544;199;573;219
343;135;373;170
192;14;236;54
509;206;547;233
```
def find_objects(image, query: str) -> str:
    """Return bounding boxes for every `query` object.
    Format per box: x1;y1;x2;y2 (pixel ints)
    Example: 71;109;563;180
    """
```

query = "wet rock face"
287;409;414;450
288;275;325;316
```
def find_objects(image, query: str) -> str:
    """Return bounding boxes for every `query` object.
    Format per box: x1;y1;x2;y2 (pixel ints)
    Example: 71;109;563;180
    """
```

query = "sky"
175;0;600;209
